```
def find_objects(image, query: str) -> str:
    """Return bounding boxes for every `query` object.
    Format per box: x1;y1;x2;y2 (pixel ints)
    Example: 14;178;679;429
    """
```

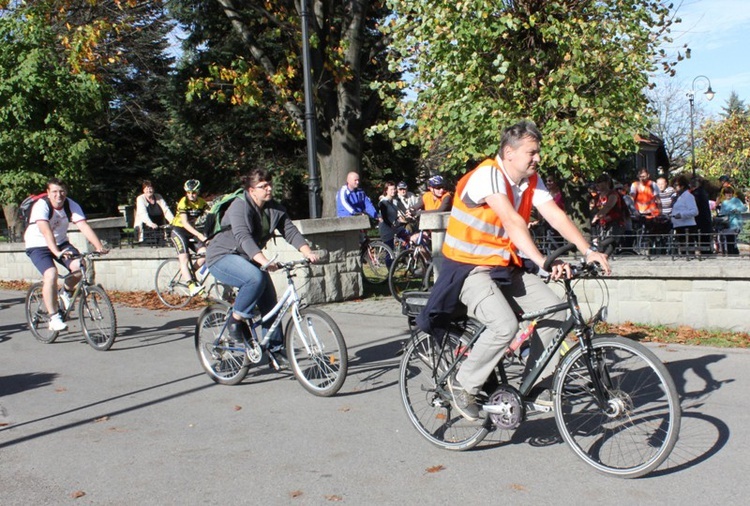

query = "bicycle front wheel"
388;249;429;302
553;336;681;478
399;331;489;451
195;304;249;385
154;258;193;308
79;285;117;351
361;240;392;285
25;282;59;344
284;308;348;396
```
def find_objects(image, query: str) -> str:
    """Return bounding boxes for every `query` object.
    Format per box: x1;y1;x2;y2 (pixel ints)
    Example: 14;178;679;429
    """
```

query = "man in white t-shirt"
24;177;108;331
422;120;611;421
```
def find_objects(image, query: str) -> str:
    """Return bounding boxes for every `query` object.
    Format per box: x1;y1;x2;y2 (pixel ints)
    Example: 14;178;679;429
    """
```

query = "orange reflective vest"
443;160;537;266
422;191;451;211
633;180;660;217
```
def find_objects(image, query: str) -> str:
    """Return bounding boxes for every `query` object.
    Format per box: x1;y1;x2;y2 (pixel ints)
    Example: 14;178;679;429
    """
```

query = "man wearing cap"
412;175;453;214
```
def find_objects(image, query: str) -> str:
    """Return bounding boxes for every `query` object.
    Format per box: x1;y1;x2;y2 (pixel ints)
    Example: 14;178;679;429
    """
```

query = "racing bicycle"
195;255;348;396
398;239;680;478
154;251;234;308
25;251;117;351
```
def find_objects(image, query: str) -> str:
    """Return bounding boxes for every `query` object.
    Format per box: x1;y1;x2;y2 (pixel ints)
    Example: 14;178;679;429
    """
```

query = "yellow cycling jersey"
171;196;208;228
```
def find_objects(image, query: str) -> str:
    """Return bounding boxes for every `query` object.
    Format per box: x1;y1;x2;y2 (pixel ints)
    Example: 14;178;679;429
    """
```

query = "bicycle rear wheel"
79;285;117;351
399;331;489;451
154;258;193;308
421;262;435;291
25;282;59;343
195;304;249;385
553;336;681;478
284;308;348;396
388;249;429;302
361;240;392;285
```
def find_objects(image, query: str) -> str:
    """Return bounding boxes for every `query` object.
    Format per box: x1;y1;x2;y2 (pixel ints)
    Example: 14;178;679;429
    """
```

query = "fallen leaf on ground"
233;405;242;411
325;495;343;502
290;490;304;498
94;416;110;423
71;490;86;498
426;465;445;473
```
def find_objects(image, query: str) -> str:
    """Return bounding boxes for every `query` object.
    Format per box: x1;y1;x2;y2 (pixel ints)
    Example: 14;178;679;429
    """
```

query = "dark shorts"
170;227;205;255
26;242;80;275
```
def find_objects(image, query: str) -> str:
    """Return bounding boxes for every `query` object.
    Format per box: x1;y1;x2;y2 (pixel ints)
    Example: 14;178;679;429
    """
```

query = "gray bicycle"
399;239;680;478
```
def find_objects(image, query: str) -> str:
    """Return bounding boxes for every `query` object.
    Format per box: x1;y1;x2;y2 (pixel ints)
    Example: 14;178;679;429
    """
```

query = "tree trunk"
2;203;21;242
320;131;362;217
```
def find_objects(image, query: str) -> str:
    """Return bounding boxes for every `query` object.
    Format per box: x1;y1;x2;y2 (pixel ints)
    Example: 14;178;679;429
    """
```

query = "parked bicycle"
154;251;233;308
388;230;433;302
360;233;393;285
195;255;348;396
25;251;117;351
398;239;680;478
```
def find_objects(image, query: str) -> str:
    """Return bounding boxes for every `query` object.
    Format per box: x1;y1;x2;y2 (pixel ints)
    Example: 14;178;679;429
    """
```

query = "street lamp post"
687;75;715;178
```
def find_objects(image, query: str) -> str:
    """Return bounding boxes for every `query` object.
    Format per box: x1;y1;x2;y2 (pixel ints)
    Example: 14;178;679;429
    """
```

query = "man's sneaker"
447;378;481;421
58;290;72;311
267;344;290;371
529;386;554;408
188;281;202;296
48;313;68;332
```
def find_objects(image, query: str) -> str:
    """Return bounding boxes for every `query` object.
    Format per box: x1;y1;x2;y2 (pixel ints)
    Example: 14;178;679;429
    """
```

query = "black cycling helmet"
184;179;201;192
427;175;444;188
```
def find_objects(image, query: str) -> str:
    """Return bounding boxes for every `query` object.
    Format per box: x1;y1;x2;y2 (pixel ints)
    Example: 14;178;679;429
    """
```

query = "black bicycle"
398;240;681;478
25;251;117;351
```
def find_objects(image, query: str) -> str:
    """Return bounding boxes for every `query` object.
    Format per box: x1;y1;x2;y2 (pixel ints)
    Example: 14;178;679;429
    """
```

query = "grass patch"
599;322;750;348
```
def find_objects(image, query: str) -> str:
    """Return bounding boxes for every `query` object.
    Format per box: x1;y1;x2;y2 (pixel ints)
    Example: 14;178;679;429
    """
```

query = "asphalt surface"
1;288;749;505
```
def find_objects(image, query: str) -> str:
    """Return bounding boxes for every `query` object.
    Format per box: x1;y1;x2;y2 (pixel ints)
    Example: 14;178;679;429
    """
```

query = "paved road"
1;289;749;504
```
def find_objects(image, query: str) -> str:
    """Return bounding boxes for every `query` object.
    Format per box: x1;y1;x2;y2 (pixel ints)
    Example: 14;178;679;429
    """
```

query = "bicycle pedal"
246;340;263;364
525;401;553;413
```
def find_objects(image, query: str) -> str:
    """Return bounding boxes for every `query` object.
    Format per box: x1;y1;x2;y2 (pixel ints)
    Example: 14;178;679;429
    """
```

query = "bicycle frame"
58;254;95;320
432;272;609;409
219;260;311;351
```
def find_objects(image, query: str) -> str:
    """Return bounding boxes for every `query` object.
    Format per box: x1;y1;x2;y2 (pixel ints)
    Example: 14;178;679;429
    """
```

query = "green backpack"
203;188;245;239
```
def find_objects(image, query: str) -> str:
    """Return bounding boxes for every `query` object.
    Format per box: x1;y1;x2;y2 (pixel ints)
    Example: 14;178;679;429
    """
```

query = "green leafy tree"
169;0;410;217
696;113;750;188
0;8;105;203
1;1;176;218
375;0;682;182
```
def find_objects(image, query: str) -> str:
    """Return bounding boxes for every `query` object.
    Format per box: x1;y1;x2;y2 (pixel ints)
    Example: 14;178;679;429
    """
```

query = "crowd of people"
586;168;747;255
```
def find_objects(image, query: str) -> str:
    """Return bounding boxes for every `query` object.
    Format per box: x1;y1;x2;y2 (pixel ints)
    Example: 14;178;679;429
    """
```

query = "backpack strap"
45;197;73;222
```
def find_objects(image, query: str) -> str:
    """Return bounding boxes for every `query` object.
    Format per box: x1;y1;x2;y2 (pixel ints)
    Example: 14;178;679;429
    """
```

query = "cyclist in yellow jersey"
171;179;209;295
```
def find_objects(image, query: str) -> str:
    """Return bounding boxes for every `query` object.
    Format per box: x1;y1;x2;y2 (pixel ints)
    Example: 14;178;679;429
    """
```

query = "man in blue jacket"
336;172;379;220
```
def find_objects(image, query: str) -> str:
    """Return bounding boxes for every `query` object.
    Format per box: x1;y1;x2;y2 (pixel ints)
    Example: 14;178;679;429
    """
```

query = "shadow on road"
0;373;211;449
0;372;59;397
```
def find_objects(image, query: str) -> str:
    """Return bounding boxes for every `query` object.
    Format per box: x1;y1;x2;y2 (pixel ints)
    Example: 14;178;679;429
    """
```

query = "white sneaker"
49;314;68;332
188;281;202;296
59;290;72;311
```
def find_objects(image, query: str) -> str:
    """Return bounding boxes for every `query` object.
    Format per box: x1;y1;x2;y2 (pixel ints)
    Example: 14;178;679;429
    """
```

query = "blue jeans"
208;255;280;343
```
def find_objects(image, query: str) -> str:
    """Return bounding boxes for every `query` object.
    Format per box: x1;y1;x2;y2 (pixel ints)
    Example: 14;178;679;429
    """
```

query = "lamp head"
705;87;715;101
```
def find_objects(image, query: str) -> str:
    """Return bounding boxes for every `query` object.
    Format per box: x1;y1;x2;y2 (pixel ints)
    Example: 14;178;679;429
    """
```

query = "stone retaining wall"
418;212;750;332
0;215;371;304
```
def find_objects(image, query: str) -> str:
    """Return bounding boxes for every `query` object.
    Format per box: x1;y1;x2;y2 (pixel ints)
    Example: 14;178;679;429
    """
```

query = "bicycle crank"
484;385;525;430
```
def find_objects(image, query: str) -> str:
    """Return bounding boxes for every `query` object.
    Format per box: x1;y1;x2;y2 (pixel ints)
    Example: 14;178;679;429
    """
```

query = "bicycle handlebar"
542;237;616;276
260;250;329;272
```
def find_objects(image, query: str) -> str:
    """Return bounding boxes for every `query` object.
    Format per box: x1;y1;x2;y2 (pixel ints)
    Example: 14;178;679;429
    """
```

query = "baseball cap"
397;181;408;189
